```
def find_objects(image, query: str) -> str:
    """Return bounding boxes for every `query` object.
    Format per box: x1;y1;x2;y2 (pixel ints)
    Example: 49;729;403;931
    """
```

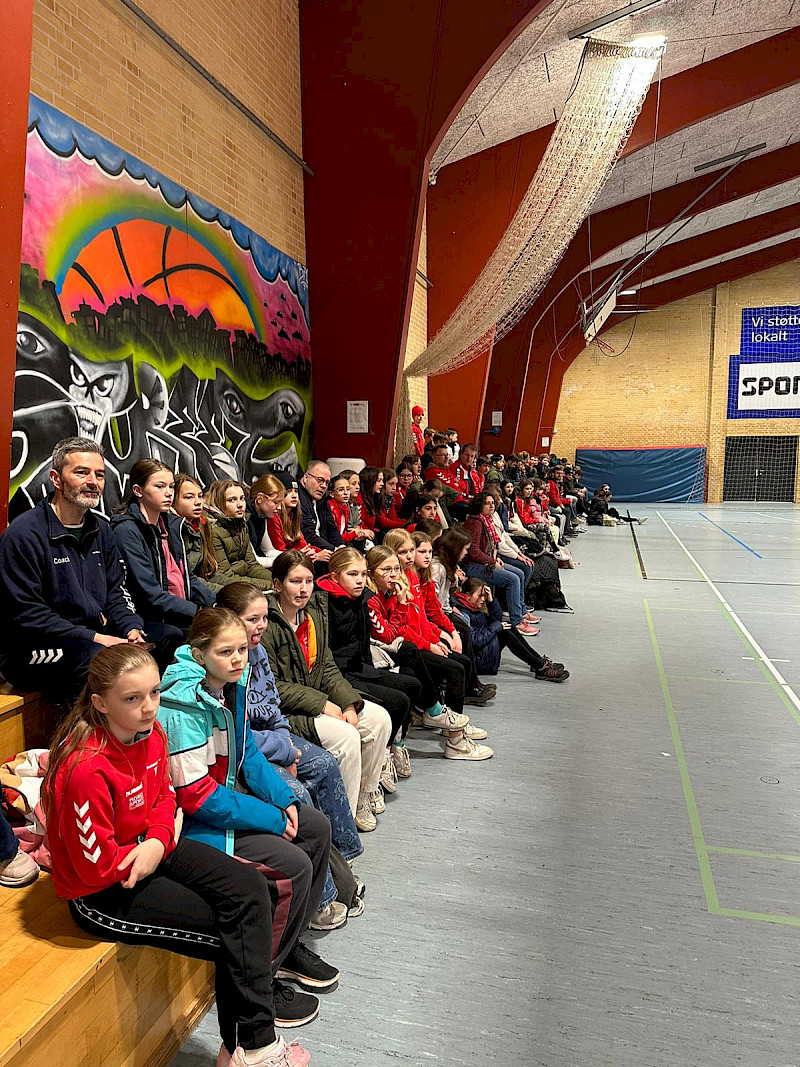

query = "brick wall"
31;0;305;263
556;258;800;501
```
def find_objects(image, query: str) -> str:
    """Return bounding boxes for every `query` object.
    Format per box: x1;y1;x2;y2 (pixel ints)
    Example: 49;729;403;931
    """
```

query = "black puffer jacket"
316;576;382;682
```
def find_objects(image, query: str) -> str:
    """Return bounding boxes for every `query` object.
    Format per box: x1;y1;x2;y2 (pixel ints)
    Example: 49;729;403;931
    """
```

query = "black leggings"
70;836;280;1054
347;671;419;742
386;641;472;712
498;626;546;671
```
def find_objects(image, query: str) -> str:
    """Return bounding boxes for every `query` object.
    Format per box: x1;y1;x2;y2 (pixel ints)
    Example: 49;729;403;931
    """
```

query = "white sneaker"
444;735;494;761
392;745;412;778
368;788;385;815
420;705;469;731
355;793;377;831
463;723;488;741
0;849;39;888
379;750;397;794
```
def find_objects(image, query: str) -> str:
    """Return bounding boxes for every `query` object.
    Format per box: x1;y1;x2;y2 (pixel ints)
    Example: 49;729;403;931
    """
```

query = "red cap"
412;405;424;417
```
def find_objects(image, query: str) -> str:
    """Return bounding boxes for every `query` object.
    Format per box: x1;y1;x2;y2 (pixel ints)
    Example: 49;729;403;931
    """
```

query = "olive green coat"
260;591;362;744
180;520;236;593
210;515;271;590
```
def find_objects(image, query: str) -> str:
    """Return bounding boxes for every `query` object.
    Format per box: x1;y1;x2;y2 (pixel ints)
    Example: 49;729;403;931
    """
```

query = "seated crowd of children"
0;433;592;1067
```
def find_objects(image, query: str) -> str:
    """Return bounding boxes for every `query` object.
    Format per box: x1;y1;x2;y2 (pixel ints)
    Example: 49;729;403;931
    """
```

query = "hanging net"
396;37;664;460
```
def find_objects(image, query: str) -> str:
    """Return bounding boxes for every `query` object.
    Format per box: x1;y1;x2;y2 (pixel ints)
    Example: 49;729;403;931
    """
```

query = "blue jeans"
0;810;18;861
504;557;533;597
464;562;525;625
276;736;363;907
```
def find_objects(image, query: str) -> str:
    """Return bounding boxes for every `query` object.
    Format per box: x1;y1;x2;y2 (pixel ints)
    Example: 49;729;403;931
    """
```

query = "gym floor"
170;504;800;1067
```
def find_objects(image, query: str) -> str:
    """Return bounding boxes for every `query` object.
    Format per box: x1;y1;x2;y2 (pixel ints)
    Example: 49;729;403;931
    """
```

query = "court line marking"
698;513;763;557
643;599;719;915
708;846;800;863
657;511;800;723
645;599;800;928
668;674;771;685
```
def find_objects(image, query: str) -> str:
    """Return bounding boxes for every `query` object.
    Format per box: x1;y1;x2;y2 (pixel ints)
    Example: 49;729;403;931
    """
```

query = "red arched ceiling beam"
577;202;800;300
300;0;553;465
509;139;800;449
428;28;800;439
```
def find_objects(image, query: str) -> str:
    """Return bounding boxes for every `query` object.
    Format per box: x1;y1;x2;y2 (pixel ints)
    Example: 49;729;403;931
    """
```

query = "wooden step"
0;875;214;1067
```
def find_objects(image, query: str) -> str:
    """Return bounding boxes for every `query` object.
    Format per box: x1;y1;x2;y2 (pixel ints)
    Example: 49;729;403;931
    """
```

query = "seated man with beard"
0;437;178;701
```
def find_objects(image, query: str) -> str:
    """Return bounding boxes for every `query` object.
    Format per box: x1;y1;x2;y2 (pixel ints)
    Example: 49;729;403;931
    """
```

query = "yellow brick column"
706;282;730;503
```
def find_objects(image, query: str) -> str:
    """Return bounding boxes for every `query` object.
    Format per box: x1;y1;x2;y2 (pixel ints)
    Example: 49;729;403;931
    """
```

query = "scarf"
479;512;501;547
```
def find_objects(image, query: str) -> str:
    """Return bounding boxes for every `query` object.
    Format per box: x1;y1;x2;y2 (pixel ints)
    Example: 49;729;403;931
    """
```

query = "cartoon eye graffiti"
93;375;117;398
70;362;88;387
280;399;297;421
222;390;245;421
16;329;47;357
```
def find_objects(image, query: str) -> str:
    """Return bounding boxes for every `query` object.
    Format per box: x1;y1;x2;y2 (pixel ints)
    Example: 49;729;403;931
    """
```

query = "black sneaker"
463;690;491;706
534;664;570;682
273;979;320;1027
542;657;565;670
277;942;340;992
477;683;497;697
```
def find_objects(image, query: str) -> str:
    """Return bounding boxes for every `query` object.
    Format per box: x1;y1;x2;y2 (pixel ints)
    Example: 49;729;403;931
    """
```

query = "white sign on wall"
346;400;369;434
734;360;800;414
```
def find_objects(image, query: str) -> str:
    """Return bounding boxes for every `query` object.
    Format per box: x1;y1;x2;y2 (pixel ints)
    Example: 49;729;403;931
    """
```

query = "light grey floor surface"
169;504;800;1067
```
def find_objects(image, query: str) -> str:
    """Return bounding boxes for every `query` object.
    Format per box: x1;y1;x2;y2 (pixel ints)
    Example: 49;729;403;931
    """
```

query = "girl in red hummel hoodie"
43;643;311;1067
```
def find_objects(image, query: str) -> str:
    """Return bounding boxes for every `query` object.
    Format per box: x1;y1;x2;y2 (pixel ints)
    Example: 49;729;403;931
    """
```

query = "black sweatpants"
69;836;279;1054
447;614;481;694
348;671;419;742
9;621;184;703
233;803;331;965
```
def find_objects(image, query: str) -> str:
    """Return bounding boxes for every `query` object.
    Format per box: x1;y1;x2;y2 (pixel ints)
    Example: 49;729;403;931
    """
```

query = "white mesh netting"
396;37;664;460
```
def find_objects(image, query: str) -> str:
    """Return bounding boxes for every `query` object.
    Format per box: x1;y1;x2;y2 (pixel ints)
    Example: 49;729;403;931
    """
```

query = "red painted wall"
0;1;33;530
300;0;550;464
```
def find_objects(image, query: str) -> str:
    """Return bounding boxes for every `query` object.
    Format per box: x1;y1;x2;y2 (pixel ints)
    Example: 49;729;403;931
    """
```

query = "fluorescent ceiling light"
694;142;767;172
568;0;669;40
620;289;638;294
630;34;667;48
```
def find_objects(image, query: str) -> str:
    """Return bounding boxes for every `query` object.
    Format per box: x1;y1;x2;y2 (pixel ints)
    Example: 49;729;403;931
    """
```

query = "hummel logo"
82;846;101;864
29;649;64;665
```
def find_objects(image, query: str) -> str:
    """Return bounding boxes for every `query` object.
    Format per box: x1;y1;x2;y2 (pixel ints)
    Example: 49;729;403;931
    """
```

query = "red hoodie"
369;571;442;649
267;512;309;551
376;498;406;531
48;723;176;900
418;574;455;635
328;498;361;541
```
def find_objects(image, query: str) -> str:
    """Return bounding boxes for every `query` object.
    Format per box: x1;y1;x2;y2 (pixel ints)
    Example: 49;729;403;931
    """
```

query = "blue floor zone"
170;503;800;1067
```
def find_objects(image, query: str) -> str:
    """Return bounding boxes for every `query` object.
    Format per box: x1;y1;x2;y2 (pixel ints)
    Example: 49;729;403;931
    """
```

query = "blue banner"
740;306;800;356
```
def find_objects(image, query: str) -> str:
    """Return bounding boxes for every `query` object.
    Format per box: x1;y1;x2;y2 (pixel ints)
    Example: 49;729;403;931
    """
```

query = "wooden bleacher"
0;694;215;1067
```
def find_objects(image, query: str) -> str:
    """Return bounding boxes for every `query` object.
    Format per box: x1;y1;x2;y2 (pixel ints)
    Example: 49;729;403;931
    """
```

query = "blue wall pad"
574;447;706;502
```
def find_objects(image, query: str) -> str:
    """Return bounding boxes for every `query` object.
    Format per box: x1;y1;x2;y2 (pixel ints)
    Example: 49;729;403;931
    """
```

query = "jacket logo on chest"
53;556;71;565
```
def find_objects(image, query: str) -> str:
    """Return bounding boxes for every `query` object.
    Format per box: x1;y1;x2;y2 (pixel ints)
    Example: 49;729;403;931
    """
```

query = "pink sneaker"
231;1037;310;1066
516;621;540;636
523;613;541;624
217;1045;232;1067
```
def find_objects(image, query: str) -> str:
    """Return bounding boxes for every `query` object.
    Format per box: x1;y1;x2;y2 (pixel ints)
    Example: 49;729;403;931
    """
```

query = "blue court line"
699;513;762;558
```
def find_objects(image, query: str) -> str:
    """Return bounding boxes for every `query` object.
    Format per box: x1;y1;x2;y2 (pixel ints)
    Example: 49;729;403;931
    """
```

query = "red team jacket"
48;724;177;900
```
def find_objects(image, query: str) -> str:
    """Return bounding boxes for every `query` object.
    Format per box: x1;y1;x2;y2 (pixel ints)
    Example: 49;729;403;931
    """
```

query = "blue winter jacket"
111;501;214;625
452;594;504;675
247;644;297;767
0;497;143;651
158;645;297;856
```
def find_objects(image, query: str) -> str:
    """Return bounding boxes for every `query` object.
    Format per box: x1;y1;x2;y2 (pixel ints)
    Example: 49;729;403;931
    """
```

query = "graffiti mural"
13;96;312;517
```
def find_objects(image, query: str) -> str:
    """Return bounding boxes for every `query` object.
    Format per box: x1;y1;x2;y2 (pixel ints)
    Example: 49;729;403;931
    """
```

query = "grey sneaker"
355;793;377;831
308;900;348;931
392;745;411;778
379;750;397;794
0;849;39;888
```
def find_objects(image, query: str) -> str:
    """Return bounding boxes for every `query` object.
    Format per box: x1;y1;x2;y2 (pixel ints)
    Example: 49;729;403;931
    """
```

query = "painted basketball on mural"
59;220;256;335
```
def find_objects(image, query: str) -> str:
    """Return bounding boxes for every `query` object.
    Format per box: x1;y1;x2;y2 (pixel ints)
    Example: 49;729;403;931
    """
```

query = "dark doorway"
723;435;798;502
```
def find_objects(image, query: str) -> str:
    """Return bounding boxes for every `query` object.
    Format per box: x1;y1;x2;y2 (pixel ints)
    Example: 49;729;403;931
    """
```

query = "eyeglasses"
377;566;401;576
307;473;330;487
